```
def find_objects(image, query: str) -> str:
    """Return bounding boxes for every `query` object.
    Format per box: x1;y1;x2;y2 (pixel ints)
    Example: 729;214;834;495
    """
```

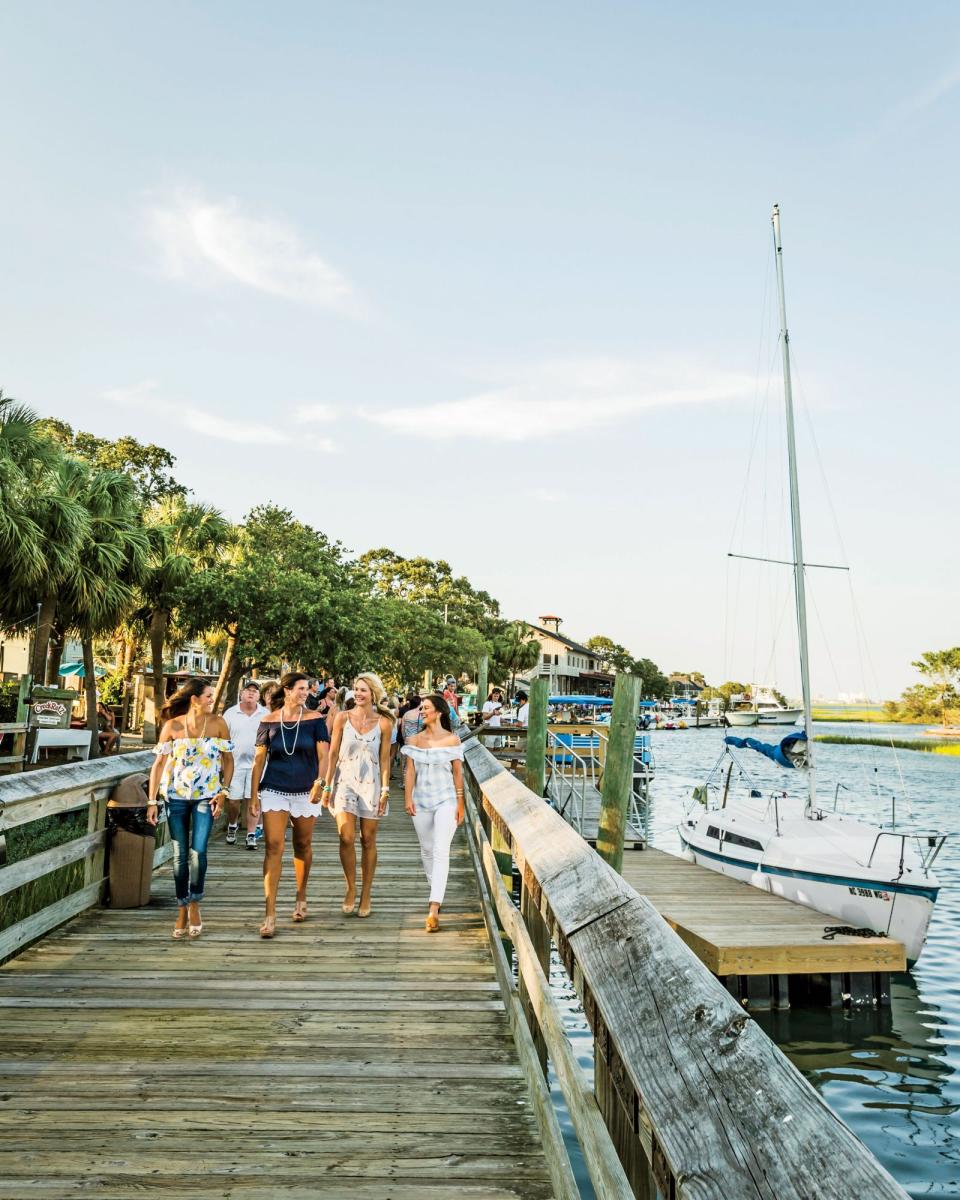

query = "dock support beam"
476;655;488;727
524;678;548;798
597;673;641;873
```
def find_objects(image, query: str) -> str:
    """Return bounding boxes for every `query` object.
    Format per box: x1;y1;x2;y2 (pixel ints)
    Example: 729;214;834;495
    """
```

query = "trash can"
107;772;157;908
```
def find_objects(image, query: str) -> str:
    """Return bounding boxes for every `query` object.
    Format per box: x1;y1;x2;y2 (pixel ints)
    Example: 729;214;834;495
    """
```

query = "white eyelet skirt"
259;789;318;819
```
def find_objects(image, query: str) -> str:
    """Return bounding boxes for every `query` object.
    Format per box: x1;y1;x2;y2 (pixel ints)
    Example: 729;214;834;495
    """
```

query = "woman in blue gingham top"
401;694;465;933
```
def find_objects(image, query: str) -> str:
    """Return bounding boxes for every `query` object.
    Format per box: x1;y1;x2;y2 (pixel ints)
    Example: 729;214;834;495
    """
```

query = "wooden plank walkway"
0;785;555;1200
620;847;906;976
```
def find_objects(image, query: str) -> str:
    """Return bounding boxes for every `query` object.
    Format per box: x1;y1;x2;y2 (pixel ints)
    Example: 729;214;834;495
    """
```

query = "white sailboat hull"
679;808;939;964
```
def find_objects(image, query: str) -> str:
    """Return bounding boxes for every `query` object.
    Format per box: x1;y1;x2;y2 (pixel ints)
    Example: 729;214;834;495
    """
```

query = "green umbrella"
57;662;107;678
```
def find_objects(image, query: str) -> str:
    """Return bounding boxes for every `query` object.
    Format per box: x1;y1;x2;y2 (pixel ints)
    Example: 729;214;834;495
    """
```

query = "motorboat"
679;207;946;965
756;691;803;725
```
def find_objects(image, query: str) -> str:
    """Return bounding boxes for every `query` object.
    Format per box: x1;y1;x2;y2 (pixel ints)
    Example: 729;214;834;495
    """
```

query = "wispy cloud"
893;60;960;122
364;358;753;442
103;381;340;452
865;58;960;146
295;402;337;424
144;188;364;315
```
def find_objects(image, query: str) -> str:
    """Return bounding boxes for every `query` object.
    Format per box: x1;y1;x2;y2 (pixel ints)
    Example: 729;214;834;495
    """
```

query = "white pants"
412;802;458;904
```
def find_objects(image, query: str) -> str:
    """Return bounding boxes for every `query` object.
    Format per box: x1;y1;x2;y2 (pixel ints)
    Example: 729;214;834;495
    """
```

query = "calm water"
548;722;959;1198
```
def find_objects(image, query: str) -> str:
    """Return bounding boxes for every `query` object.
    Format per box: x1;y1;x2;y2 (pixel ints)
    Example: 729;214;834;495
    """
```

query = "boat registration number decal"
848;886;891;901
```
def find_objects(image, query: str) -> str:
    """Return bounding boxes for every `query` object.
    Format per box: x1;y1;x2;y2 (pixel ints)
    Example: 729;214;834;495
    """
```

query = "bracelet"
380;785;390;795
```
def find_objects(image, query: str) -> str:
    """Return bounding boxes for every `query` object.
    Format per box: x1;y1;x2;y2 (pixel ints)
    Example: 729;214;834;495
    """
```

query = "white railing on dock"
0;753;158;961
460;728;909;1200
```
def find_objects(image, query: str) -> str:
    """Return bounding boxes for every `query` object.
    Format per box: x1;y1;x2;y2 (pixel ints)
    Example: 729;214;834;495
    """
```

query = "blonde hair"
354;672;396;724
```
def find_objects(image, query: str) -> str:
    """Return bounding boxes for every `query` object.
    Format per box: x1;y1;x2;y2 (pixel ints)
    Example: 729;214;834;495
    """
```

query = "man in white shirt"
223;681;268;849
482;688;505;749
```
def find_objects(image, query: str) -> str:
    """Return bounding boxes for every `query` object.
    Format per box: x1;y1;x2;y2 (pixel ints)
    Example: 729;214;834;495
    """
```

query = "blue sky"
2;2;957;696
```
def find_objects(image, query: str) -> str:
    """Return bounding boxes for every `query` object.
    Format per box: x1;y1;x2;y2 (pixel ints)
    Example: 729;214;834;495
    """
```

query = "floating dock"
620;847;906;1007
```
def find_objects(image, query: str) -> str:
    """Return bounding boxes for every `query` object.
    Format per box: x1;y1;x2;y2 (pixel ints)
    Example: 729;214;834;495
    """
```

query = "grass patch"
815;734;960;755
811;707;889;722
1;810;89;935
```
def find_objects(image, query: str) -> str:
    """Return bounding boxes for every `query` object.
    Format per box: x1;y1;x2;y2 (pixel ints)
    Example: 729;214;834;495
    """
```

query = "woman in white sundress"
401;694;465;932
322;673;394;918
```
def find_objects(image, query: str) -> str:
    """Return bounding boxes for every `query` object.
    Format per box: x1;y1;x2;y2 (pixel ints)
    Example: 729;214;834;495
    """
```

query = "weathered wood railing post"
476;655;488;726
524;677;548;798
596;673;640;872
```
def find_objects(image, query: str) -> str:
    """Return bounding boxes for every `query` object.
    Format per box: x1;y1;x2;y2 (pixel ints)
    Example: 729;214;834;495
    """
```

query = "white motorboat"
756;694;803;725
725;709;760;727
680;207;946;965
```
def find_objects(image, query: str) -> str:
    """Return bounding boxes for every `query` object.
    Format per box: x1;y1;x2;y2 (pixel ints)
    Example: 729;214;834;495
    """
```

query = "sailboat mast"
771;205;817;811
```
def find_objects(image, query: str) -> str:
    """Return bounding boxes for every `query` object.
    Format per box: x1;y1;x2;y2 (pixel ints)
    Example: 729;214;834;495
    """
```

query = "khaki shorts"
228;768;252;801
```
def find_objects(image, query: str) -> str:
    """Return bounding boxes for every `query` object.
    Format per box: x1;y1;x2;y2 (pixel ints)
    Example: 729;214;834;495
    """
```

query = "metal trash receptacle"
107;773;156;908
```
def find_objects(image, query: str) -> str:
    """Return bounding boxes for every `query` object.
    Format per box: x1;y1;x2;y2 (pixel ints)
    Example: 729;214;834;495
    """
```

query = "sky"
1;1;957;698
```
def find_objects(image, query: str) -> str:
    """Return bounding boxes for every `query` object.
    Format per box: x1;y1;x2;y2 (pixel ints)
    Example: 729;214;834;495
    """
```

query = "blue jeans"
166;796;214;906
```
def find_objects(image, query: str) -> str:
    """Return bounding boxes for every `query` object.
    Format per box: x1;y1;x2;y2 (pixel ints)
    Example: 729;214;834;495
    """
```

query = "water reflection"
541;724;959;1197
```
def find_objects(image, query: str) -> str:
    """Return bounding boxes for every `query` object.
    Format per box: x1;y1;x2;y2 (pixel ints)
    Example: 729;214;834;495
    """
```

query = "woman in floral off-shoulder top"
147;679;234;940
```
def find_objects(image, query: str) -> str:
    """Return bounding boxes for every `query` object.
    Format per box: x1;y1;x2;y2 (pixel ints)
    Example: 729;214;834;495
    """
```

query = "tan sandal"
292;900;308;923
259;915;277;939
425;913;440;933
357;905;372;919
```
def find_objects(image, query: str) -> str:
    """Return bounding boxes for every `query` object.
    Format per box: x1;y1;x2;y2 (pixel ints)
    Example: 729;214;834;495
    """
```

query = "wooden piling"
476;655;488;726
524;677;548;798
596;673;641;873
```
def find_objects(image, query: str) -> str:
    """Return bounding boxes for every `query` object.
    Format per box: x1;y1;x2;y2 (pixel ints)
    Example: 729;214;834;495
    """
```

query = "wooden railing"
0;675;32;773
460;730;909;1200
0;752;158;961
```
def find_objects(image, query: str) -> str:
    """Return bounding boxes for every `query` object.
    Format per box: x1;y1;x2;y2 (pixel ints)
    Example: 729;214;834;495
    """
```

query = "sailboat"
679;207;946;965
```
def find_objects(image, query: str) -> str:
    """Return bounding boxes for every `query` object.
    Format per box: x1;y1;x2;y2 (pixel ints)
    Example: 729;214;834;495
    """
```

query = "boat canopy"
724;730;808;769
548;695;612;706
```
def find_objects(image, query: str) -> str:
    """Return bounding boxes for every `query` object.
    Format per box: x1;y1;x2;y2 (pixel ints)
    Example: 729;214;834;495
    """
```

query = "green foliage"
0;679;22;721
585;635;669;699
882;648;960;724
358;548;502;637
492;621;541;687
184;505;378;680
700;681;750;711
97;671;125;706
36;419;186;504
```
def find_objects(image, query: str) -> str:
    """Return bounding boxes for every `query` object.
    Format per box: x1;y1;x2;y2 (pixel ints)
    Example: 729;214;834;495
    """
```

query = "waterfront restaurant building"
520;615;614;697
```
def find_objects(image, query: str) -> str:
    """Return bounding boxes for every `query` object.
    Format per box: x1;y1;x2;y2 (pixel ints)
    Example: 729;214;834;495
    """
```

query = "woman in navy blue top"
250;672;330;938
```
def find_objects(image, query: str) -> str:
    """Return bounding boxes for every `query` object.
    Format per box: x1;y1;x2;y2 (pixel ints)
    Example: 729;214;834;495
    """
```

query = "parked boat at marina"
679;207;946;964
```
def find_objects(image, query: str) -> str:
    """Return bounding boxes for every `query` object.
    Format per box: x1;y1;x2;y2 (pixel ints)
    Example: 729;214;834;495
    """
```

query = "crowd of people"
145;670;469;939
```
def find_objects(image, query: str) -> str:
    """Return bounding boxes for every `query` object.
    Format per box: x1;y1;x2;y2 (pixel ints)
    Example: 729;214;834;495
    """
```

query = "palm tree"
58;468;149;756
0;404;91;679
137;499;230;740
0;393;63;657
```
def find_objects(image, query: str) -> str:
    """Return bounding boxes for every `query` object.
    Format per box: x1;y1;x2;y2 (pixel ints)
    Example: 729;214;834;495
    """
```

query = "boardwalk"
0;785;554;1200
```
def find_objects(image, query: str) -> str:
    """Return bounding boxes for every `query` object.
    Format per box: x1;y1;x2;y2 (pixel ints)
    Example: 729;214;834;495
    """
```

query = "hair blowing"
424;693;454;733
354;672;396;724
160;678;211;723
270;671;310;711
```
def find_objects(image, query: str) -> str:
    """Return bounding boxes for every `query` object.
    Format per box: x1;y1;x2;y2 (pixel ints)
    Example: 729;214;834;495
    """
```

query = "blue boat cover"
724;730;808;769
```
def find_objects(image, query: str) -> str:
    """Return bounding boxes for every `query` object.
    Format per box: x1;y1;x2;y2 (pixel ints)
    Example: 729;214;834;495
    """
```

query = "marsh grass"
815;734;960;756
2;810;88;934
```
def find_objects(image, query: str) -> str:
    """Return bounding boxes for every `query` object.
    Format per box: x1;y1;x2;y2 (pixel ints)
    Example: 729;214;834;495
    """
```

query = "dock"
620;848;906;1007
0;747;911;1199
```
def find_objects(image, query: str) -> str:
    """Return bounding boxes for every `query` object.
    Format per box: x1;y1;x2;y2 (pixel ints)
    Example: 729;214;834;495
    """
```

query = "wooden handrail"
0;752;160;962
460;731;908;1200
